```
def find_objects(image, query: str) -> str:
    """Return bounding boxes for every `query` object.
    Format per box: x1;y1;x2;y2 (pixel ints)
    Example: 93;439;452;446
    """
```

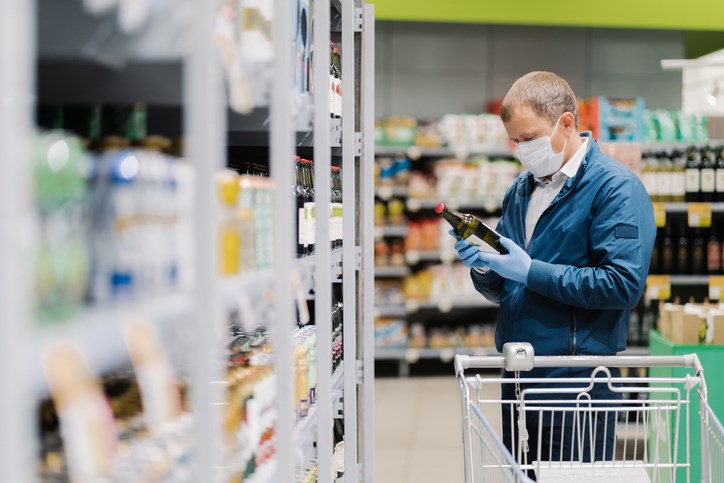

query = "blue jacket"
471;134;656;356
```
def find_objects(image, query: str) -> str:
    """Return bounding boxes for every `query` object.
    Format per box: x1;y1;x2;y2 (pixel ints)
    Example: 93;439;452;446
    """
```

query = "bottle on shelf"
661;222;675;275
331;166;343;250
296;157;308;257
716;147;724;203
434;203;508;254
656;153;673;203
303;159;316;255
701;147;717;203
692;227;706;275
708;219;721;275
685;147;702;203
641;151;658;202
333;46;343;119
676;223;690;275
671;150;686;203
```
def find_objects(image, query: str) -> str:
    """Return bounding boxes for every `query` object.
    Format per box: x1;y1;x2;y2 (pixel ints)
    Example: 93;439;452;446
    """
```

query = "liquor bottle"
685;147;702;202
333;47;343;119
329;41;337;118
649;227;662;275
708;220;721;275
641;152;659;202
656;153;673;203
331;166;343;249
676;223;690;275
295;157;308;257
716;147;724;203
692;227;706;275
661;223;675;274
303;160;316;255
434;203;508;254
671;151;687;203
701;147;717;203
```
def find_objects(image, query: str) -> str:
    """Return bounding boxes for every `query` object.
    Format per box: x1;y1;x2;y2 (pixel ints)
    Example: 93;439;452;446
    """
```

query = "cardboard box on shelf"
669;305;702;345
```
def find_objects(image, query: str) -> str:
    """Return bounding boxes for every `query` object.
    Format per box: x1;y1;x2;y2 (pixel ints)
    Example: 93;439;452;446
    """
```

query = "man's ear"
561;111;576;132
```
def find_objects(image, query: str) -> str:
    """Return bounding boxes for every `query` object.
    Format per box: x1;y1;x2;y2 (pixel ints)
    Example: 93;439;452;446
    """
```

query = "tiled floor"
375;376;469;483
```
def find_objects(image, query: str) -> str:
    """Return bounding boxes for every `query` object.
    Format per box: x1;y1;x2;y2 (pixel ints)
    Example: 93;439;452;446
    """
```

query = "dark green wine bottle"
435;202;508;254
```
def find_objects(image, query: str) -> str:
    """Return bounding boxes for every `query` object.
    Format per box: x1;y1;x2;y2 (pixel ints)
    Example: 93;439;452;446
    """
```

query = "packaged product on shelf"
124;321;183;434
414;118;442;149
438;114;509;150
374;317;408;348
382;116;417;146
33;131;90;323
43;344;119;482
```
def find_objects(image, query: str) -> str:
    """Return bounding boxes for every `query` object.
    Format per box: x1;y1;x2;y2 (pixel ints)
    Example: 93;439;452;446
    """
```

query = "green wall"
371;0;724;31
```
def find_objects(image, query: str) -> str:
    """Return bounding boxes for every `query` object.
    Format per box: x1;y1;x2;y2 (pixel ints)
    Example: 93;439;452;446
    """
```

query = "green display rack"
648;329;724;482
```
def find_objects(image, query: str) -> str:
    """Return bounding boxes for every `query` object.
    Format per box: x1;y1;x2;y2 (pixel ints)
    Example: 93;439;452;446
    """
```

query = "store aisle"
375;376;472;483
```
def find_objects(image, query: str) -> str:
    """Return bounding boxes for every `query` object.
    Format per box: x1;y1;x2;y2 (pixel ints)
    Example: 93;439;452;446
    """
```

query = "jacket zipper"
569;310;577;355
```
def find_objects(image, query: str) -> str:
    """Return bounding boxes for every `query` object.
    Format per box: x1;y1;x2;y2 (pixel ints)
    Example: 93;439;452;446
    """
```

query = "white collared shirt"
524;137;589;249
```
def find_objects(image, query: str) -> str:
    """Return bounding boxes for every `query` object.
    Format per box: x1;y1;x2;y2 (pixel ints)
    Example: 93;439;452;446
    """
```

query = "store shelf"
31;291;193;395
375;185;408;200
662;202;724;213
375;266;411;278
670;275;710;285
406;198;501;213
641;140;724;151
406;299;499;312
375;306;407;318
374;225;408;238
332;365;344;391
621;346;649;356
375;346;499;361
375;145;513;159
404;249;458;264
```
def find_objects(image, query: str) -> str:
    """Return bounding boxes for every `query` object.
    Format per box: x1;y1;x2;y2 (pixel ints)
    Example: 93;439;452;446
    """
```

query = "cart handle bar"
454;354;704;375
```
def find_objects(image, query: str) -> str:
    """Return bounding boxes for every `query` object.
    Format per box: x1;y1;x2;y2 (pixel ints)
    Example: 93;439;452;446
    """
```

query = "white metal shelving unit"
5;0;375;481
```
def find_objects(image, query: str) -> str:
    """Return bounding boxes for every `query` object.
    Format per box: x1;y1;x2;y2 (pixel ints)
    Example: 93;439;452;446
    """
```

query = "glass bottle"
435;203;508;254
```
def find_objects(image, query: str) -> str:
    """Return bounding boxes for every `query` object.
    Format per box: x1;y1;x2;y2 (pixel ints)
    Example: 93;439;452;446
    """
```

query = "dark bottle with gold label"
435;203;508;254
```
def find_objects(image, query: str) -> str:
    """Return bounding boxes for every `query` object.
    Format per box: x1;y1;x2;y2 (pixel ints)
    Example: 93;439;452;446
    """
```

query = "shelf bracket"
354;8;364;32
333;389;344;418
355;246;362;271
354;132;363;156
356;359;364;384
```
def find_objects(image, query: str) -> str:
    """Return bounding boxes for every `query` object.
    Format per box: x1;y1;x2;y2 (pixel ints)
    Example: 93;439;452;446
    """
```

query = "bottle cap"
434;202;445;214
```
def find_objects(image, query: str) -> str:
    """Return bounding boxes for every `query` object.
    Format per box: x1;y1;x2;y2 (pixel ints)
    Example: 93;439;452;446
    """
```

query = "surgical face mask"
516;118;568;178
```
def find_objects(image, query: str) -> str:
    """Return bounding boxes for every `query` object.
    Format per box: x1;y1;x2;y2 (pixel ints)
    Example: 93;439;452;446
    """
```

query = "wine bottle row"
649;222;724;275
295;157;344;257
641;145;724;203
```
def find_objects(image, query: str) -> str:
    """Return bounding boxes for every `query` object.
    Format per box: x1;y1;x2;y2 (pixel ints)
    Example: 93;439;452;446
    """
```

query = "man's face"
503;105;566;153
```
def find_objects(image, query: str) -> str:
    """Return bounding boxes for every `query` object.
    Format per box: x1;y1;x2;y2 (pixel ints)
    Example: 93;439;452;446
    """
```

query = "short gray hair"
500;71;579;128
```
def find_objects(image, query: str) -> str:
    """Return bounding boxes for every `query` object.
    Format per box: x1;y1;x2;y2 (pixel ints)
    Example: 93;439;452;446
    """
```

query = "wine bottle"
708;220;722;275
435;203;509;254
701;147;717;203
662;223;675;274
676;224;690;275
692;227;706;275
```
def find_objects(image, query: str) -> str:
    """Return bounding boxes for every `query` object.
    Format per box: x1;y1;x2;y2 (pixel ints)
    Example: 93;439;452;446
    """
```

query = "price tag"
646;275;671;300
406;145;422;161
405;299;420;313
377;186;393;200
438;299;453;313
652;202;667;228
374;226;384;240
404;348;421;363
406;198;422;212
440;249;456;264
688;203;712;228
709;276;724;301
439;348;455;363
405;250;421;264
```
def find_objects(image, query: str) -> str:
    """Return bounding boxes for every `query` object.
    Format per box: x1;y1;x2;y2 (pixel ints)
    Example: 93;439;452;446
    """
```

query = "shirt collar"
534;137;589;184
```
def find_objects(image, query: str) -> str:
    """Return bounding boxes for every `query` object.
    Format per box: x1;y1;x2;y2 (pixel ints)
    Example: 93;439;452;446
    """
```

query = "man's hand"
451;232;531;284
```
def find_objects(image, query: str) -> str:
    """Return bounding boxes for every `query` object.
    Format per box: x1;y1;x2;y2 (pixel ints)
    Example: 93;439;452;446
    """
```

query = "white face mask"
516;117;568;178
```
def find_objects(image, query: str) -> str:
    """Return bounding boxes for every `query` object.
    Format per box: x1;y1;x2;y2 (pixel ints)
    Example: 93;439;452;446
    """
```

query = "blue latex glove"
450;230;489;269
450;231;532;285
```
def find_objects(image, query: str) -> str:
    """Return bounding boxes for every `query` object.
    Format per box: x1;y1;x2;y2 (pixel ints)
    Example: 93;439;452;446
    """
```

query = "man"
452;71;656;470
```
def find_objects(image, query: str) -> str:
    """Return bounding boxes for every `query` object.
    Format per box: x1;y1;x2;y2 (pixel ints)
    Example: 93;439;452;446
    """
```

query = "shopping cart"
454;343;724;482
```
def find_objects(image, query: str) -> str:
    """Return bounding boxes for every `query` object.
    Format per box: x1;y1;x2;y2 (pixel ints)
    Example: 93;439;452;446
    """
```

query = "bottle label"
299;208;307;246
716;170;724;194
305;202;316;245
656;172;672;198
708;241;721;272
671;172;686;197
702;168;716;193
642;172;658;196
686;168;701;192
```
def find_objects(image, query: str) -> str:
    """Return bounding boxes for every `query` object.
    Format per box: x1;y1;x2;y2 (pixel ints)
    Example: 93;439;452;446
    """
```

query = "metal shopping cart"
454;343;724;482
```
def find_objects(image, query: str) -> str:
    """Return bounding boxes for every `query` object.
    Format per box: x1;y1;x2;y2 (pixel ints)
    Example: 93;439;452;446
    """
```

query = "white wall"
375;22;685;118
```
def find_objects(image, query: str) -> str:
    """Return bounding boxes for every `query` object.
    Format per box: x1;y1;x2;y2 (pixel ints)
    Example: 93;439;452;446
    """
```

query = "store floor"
375;376;500;483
